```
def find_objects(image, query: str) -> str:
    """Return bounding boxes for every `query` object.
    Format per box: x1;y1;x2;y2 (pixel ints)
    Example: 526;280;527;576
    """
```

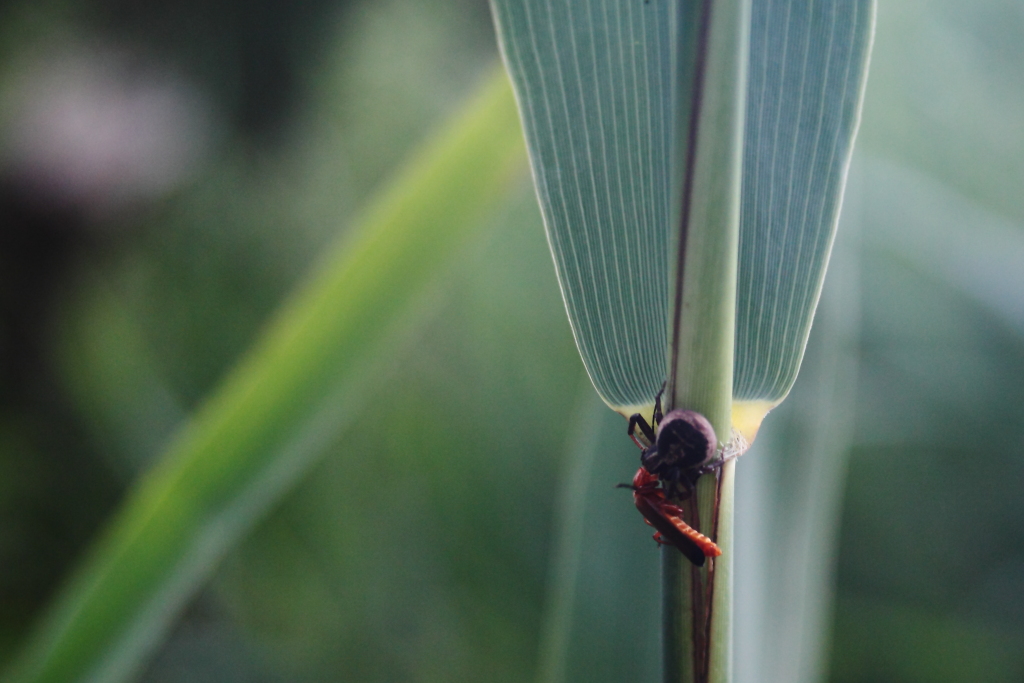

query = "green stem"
664;0;749;681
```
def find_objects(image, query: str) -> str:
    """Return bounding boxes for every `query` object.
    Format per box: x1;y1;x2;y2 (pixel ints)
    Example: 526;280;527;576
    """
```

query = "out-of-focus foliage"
0;0;1023;682
829;1;1024;679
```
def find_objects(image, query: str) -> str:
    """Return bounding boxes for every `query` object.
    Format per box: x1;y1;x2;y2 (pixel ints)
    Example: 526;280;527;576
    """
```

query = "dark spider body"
623;388;722;563
628;390;717;500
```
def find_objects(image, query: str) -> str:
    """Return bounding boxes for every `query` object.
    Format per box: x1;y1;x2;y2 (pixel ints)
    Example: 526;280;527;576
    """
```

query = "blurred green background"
1;1;1023;681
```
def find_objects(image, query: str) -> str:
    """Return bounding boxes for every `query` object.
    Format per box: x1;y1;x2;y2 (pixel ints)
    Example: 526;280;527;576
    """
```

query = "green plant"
0;70;527;683
491;2;874;681
7;2;1024;682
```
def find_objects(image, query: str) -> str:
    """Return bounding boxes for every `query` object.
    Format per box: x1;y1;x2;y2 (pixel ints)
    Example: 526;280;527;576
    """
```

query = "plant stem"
664;0;749;680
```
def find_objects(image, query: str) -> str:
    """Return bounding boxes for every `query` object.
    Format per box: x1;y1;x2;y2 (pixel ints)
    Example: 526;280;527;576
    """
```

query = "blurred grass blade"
859;155;1024;335
490;0;678;415
535;381;605;683
732;0;875;439
734;214;861;683
1;70;526;683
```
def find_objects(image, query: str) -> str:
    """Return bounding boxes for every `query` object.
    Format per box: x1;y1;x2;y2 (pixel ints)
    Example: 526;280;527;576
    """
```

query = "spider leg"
653;383;665;427
627;413;656;449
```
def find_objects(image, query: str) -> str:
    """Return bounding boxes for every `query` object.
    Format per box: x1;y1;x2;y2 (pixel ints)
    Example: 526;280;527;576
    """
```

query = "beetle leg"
660;503;686;517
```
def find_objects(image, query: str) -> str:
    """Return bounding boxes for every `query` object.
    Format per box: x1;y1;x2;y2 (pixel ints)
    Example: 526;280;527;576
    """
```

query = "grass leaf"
1;70;526;683
491;0;677;415
732;1;875;438
492;1;875;437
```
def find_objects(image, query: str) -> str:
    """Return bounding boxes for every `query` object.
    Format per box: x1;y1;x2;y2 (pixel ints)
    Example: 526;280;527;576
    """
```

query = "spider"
620;385;722;564
627;386;717;500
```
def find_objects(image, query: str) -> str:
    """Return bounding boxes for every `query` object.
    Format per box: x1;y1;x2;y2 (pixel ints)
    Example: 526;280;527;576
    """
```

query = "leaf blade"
733;0;875;411
1;71;526;683
494;0;876;434
492;0;678;413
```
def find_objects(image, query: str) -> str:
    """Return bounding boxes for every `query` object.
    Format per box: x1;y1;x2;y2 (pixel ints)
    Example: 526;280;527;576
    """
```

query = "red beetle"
626;465;722;567
624;389;722;565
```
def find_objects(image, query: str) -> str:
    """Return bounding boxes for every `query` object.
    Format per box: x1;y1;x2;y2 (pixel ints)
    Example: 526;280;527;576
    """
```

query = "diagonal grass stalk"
2;69;526;683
